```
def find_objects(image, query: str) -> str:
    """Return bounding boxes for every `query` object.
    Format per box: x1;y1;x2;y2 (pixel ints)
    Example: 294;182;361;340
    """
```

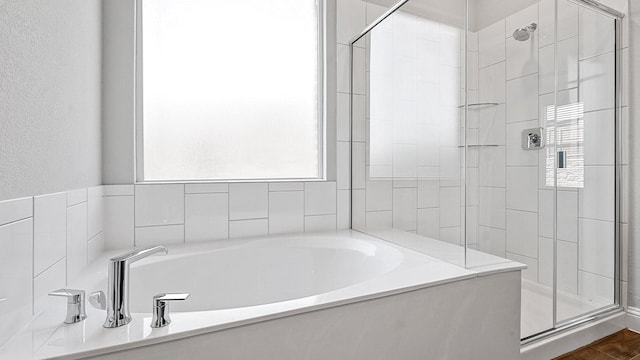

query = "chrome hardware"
522;128;545;150
89;290;106;310
103;245;168;328
151;293;190;328
48;289;87;324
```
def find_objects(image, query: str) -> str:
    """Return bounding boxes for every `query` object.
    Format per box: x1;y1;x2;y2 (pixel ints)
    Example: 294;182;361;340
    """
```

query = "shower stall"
350;0;624;341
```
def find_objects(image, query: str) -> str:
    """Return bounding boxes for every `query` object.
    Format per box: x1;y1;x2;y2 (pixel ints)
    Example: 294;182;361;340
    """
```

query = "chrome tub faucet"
103;245;168;328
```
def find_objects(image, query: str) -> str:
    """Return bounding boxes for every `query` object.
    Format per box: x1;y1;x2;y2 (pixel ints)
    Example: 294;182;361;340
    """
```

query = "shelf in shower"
457;144;500;148
457;102;500;109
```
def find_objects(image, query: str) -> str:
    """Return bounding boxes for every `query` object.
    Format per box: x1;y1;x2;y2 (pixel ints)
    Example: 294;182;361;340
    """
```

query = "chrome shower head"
513;23;537;41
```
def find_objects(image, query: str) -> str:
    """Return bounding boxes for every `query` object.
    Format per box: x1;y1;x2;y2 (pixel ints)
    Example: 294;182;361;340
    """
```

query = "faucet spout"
103;245;168;328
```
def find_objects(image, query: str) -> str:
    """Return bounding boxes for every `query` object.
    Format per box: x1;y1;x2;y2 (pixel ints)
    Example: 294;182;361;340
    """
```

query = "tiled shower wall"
0;187;105;346
475;0;629;304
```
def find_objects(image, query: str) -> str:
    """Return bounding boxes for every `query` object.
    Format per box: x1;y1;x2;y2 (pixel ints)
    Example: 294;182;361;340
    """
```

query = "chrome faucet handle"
48;289;87;324
151;293;190;328
89;290;106;310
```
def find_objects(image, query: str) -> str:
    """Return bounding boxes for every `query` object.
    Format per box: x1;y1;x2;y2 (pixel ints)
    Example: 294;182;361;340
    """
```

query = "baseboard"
626;307;640;332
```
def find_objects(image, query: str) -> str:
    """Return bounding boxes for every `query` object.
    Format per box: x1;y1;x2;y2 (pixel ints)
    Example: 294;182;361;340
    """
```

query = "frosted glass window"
140;0;322;181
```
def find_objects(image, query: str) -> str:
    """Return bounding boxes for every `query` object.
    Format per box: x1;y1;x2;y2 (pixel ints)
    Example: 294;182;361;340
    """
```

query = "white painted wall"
0;0;102;201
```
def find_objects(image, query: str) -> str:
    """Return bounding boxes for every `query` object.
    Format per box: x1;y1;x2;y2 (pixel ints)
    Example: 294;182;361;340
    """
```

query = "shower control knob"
151;293;190;328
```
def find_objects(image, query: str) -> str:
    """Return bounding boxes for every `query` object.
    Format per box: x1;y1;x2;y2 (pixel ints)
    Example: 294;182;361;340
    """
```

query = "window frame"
134;0;326;183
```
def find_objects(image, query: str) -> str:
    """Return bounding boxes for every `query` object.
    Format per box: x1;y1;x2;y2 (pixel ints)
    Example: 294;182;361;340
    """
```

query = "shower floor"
521;279;610;338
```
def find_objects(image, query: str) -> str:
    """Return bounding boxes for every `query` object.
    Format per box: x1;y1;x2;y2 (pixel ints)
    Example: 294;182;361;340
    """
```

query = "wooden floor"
554;329;640;360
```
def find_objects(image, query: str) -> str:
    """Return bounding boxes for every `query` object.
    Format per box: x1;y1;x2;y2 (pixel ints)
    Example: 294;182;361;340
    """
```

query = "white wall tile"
538;189;554;238
135;184;184;226
337;44;350;94
479;226;506;257
579;271;614;303
557;36;579;90
366;179;392;211
392;188;417;231
33;192;67;276
352;94;366;142
185;193;228;242
337;92;350;142
440;227;461;245
579;166;615;222
87;186;103;239
538;44;554;95
506;73;538;123
352;190;365;230
506;166;538;212
104;196;134;250
66;188;87;207
269;182;304;192
478;104;506;145
0;219;33;346
103;185;134;196
578;219;615;277
337;190;351;230
584;109;615;166
506;209;538;258
305;214;337;232
33;257;66;316
557;240;578;294
269;191;304;235
579;51;615;112
506;36;538;80
0;197;32;226
557;190;578;242
417;180;439;209
417;208;439;239
305;182;337;216
557;0;579;40
538;236;553;287
229;183;268;220
229;219;268;238
479;187;506;229
88;233;104;264
135;225;184;247
479;20;505;68
66;203;87;282
439;186;461;228
578;6;615;59
479;62;506;103
185;183;228;194
366;211;392;230
538;0;554;47
352;143;366;190
337;141;350;190
479;146;505;187
352;46;366;95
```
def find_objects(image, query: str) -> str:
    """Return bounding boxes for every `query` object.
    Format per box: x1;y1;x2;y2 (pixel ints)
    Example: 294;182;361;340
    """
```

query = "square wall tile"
337;190;350;230
479;187;506;229
579;271;614;304
506;36;538;80
135;184;184;227
229;183;268;220
66;203;88;283
366;211;392;230
366;179;392;211
506;209;538;258
0;197;32;226
418;180;439;209
0;219;33;346
557;190;578;242
34;192;67;276
439;187;461;228
393;188;417;231
305;182;337;216
479;146;506;187
269;191;304;235
229;219;268;238
478;104;506;146
579;5;615;59
417;208;439;239
578;219;615;277
440;227;461;245
135;225;184;247
583;109;615;166
33;257;66;315
479;62;506;104
185;193;229;242
579;166;615;222
104;196;134;250
579;52;615;113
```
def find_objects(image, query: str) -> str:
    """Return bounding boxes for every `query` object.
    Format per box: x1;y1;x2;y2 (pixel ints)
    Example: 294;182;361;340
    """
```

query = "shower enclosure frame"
349;0;625;345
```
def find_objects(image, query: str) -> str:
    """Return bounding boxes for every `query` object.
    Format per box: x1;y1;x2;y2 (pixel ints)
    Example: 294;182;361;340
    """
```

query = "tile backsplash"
0;186;104;346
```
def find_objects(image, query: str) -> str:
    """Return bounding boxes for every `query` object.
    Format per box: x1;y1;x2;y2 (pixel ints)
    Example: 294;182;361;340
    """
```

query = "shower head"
513;23;537;41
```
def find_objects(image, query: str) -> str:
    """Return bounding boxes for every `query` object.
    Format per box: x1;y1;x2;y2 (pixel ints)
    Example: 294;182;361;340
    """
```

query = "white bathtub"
0;230;524;359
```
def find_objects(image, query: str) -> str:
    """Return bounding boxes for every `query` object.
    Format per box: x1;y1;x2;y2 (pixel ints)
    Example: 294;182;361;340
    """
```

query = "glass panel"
141;0;321;181
555;0;616;324
351;0;467;267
